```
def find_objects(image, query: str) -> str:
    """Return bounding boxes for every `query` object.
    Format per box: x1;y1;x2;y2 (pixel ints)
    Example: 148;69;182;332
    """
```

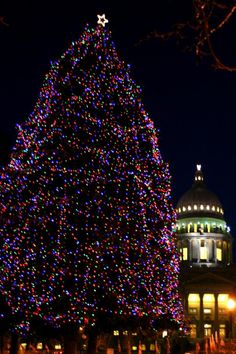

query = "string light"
0;21;184;333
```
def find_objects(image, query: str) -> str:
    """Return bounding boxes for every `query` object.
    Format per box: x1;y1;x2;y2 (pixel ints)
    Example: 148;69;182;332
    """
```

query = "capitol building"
176;165;236;340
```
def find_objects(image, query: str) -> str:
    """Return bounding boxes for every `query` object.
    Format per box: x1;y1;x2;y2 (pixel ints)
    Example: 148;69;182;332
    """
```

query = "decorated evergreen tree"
0;14;184;351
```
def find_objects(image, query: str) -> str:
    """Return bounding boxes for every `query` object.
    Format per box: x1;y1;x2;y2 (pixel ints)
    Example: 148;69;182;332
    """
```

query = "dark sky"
1;1;236;253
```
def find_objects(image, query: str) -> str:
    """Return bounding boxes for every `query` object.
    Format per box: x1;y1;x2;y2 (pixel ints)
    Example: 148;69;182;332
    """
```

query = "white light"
97;14;109;27
227;299;236;310
197;164;202;171
162;330;168;338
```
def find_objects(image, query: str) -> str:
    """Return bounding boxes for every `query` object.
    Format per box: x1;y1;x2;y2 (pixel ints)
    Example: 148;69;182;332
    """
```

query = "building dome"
177;164;224;220
176;164;232;268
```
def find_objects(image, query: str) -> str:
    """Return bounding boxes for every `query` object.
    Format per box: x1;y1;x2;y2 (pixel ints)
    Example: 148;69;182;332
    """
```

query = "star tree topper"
97;14;108;27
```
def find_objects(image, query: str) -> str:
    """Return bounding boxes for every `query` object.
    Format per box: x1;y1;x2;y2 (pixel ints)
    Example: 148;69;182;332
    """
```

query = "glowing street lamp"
227;298;236;339
227;299;235;311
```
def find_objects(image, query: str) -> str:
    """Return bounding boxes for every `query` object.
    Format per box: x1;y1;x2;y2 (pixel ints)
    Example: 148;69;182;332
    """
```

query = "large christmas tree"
0;15;184;339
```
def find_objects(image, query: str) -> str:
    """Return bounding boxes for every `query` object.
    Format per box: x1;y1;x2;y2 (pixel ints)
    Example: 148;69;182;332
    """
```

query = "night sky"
1;1;236;255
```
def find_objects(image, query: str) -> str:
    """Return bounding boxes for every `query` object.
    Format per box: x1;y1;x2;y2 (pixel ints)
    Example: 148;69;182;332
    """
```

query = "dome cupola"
175;164;232;268
177;164;224;220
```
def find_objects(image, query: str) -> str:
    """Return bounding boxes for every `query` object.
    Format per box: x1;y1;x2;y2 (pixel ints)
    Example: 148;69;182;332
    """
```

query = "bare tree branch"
138;0;236;72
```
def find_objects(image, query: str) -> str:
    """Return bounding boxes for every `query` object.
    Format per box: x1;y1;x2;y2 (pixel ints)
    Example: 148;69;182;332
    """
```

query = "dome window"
194;205;198;210
212;206;215;211
217;207;220;212
182;206;186;212
200;205;204;210
188;205;192;211
206;205;210;210
178;208;181;213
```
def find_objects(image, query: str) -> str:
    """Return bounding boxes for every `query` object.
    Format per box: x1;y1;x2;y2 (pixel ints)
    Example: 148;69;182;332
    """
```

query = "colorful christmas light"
0;22;184;333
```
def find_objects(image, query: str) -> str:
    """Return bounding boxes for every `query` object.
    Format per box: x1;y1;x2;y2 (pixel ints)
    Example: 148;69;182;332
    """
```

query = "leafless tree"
139;0;236;72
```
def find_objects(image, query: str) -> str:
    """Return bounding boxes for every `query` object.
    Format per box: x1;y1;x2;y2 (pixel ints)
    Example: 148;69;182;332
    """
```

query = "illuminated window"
189;308;197;314
203;294;214;318
183;247;188;260
141;345;146;351
219;324;226;338
200;204;204;210
212;206;215;211
113;330;119;336
194;205;198;210
204;308;212;314
190;324;197;338
55;344;62;350
204;324;212;337
178;208;181;213
132;347;137;351
217;248;222;261
218;308;227;314
200;247;207;260
182;206;186;211
200;241;207;260
204;294;214;303
218;294;229;306
206;205;210;210
189;223;194;232
217;207;220;212
188;294;200;312
150;344;155;351
37;343;43;350
194;224;198;232
188;205;192;210
123;331;128;336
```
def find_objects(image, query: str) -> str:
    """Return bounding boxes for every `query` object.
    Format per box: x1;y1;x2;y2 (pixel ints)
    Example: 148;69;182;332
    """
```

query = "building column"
197;239;200;262
206;240;209;262
214;294;219;336
188;239;191;262
213;240;217;264
185;293;189;319
199;293;204;338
